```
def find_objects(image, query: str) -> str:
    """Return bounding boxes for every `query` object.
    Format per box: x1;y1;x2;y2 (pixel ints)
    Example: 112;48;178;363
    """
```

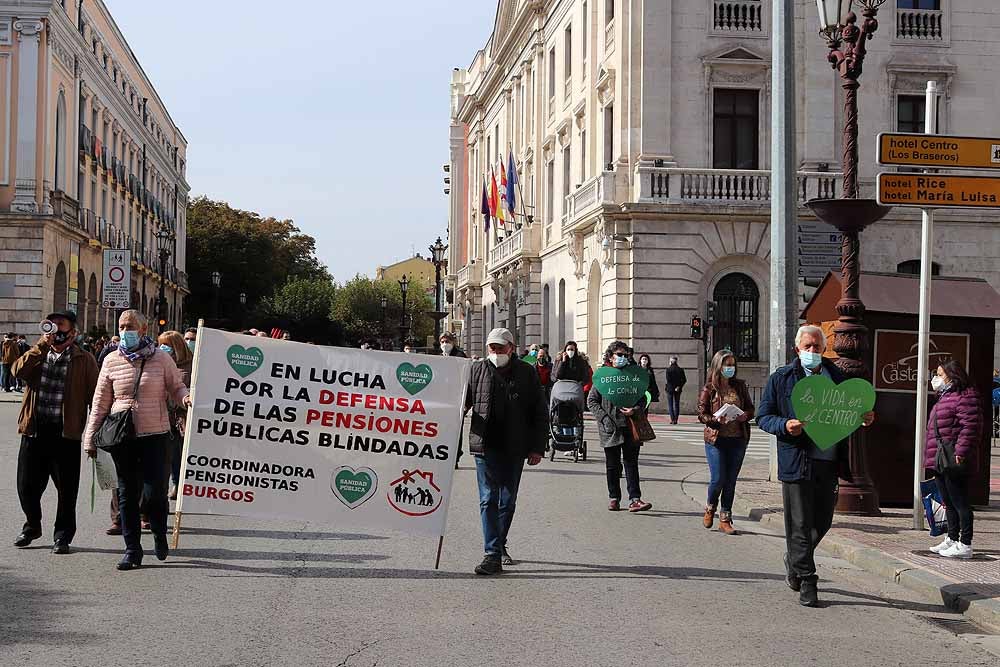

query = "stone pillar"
12;20;43;213
521;260;542;344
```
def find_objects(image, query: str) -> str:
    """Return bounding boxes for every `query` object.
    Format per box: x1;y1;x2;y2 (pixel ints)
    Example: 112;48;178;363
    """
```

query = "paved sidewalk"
696;455;1000;631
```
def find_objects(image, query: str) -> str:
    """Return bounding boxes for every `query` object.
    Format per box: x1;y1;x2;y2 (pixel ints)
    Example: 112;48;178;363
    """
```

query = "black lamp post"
154;224;174;333
379;295;388;349
428;236;449;351
398;274;410;350
805;0;891;516
239;292;247;330
211;271;221;320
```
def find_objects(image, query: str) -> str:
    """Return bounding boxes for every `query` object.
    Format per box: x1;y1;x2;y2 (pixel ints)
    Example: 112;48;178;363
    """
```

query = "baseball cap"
46;310;77;324
486;328;514;346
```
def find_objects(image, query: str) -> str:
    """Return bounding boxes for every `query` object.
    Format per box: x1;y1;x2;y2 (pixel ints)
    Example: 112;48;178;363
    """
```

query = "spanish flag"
498;161;508;229
489;169;500;220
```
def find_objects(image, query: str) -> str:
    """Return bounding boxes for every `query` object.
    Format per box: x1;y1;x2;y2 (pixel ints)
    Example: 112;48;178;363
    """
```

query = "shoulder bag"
933;415;966;475
94;359;146;452
628;412;656;442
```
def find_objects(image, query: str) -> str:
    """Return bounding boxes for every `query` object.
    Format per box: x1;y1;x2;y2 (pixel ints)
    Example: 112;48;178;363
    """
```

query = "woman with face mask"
82;310;191;571
697;350;755;535
157;331;194;501
587;342;653;513
924;360;982;559
638;354;660;405
554;341;592;385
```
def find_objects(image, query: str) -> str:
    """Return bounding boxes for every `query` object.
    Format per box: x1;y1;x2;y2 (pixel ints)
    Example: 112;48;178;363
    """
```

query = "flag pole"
508;143;530;231
171;318;204;549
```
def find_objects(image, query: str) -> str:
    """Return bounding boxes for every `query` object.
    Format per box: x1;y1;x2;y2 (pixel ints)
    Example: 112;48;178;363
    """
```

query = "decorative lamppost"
805;0;891;516
397;274;410;350
380;295;388;349
239;292;247;330
428;236;449;350
154;224;175;332
211;271;221;320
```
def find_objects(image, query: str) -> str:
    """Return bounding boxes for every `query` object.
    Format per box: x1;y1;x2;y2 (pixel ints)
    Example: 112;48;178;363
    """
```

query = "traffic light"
706;301;717;327
690;315;703;340
158;316;167;328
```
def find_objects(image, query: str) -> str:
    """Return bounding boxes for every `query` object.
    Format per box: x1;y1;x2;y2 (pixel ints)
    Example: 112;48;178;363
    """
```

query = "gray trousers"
782;460;839;584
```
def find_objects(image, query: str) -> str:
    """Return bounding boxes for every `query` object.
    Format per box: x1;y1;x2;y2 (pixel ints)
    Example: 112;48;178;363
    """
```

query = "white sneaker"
563;450;576;459
940;542;973;559
929;537;955;554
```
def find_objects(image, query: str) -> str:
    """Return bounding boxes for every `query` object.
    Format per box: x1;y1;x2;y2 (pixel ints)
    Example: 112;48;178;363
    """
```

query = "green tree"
332;275;434;347
257;278;342;345
185;197;329;325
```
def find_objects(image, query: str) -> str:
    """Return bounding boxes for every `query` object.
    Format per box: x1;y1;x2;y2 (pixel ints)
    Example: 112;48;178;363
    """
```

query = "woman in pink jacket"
84;310;190;570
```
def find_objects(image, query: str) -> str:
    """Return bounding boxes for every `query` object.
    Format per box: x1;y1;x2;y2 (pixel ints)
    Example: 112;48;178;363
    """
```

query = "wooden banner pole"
171;318;205;549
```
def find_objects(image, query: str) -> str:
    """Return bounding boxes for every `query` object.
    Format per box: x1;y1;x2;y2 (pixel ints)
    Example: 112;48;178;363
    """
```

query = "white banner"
178;328;471;537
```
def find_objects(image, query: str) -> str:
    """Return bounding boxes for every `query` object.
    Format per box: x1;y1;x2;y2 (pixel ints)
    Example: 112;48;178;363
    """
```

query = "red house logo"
387;469;442;517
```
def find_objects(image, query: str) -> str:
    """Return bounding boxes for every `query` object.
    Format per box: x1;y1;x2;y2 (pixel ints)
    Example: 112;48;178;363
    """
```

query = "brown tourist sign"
872;330;970;393
876;173;1000;209
877;133;1000;170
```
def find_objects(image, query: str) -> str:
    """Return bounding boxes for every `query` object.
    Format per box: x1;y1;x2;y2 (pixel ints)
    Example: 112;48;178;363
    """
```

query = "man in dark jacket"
12;310;99;554
757;325;874;607
465;327;547;575
664;357;686;425
439;331;466;358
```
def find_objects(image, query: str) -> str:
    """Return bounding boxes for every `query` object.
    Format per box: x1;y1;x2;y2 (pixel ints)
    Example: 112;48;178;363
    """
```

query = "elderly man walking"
465;328;547;575
757;325;875;607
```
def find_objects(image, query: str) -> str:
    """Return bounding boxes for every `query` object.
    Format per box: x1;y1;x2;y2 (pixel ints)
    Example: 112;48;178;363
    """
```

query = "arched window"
53;262;67;312
896;259;940;276
713;273;759;362
54;92;66;191
557;279;566;349
542;284;551;344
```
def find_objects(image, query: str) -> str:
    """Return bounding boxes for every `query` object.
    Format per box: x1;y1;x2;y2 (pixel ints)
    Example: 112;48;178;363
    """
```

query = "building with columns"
0;0;189;337
446;0;1000;410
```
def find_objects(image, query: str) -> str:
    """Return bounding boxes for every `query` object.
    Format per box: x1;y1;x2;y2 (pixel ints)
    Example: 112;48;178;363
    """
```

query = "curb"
683;468;1000;633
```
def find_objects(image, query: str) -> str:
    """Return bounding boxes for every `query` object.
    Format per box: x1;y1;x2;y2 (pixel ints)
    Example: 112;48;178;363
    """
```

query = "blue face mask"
120;330;140;350
721;366;736;379
186;340;196;351
159;344;174;356
799;350;823;370
613;354;629;368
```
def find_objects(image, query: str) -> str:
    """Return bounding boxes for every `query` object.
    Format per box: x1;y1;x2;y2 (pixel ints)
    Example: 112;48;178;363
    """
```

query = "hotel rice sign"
872;330;969;394
877;133;1000;170
877;174;1000;209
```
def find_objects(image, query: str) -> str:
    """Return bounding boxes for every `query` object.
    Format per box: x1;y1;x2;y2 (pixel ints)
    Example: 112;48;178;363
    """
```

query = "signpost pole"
912;81;939;530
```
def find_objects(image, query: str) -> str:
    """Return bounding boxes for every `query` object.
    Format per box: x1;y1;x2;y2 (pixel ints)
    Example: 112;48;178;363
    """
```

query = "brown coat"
2;338;20;365
697;379;755;445
13;340;100;440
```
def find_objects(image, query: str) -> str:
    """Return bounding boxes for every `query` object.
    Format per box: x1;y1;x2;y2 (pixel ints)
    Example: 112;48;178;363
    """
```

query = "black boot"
474;555;503;575
154;534;169;561
799;581;819;607
783;553;801;592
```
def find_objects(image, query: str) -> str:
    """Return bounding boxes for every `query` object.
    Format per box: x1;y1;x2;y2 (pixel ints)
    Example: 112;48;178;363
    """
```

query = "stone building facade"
0;0;189;337
445;0;1000;410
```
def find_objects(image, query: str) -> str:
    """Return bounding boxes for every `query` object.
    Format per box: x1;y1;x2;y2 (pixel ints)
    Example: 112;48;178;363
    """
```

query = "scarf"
119;335;157;363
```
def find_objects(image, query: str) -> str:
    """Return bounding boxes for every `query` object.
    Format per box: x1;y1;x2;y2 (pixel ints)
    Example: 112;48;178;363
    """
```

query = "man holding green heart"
757;325;876;608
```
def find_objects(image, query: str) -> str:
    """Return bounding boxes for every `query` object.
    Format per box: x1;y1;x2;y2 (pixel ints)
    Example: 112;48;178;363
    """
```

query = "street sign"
797;221;840;280
877;173;1000;209
877;132;1000;170
102;249;131;309
798;265;834;279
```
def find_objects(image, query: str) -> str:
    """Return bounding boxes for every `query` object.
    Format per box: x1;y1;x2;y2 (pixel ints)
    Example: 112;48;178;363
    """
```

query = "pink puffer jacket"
83;349;189;452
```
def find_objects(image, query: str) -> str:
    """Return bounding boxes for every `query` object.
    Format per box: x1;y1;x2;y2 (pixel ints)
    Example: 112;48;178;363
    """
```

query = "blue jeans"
705;437;747;512
475;451;525;557
667;389;681;423
1;363;12;391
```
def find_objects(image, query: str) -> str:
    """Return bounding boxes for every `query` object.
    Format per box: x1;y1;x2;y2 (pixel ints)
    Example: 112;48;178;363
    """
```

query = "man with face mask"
439;331;466;358
11;311;99;553
757;325;875;607
465;328;547;575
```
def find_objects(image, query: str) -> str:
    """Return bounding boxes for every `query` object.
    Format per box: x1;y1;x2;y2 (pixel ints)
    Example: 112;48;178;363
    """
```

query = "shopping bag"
921;478;948;537
94;447;118;491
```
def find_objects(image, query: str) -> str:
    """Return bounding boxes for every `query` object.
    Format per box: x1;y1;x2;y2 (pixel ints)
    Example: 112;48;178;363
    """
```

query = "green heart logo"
791;376;876;450
331;466;377;509
226;345;264;378
397;363;433;395
592;366;650;408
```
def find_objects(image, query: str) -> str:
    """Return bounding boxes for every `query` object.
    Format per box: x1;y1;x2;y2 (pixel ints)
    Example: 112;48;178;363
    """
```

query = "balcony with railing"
635;167;842;205
712;1;765;34
564;171;616;232
896;6;944;41
456;261;483;289
487;225;540;273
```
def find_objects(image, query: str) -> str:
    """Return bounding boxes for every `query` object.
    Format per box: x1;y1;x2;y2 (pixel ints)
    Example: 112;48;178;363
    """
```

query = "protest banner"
790;376;876;450
173;325;471;567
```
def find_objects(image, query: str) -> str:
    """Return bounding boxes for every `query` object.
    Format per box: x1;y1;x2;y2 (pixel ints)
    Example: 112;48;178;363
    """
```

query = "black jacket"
465;357;547;458
665;364;687;391
445;346;467;358
645;368;661;402
555;355;591;383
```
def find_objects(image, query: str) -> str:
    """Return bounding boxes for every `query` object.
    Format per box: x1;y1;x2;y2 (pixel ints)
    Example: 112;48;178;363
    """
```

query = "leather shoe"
116;554;142;571
799;581;819;607
13;531;40;548
105;524;122;536
52;541;71;555
783;553;801;592
154;534;169;561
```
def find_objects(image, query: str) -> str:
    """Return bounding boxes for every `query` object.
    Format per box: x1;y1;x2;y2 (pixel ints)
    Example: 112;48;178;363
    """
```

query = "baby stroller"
548;380;587;462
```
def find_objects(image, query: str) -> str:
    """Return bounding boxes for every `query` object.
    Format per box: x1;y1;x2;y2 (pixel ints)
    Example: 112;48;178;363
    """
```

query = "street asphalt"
1;401;999;667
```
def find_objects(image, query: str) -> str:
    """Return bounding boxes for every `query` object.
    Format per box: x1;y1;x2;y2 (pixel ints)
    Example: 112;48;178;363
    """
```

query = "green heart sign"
331;466;377;509
592;365;650;408
791;376;876;450
226;345;264;378
397;363;433;395
520;354;538;365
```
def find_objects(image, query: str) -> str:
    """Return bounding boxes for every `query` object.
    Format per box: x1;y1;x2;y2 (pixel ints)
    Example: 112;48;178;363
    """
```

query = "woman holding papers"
697;350;755;535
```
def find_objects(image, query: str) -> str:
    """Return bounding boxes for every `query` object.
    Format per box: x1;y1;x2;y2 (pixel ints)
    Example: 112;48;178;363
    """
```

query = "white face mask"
441;342;453;355
488;352;510;368
566;349;576;358
930;375;946;392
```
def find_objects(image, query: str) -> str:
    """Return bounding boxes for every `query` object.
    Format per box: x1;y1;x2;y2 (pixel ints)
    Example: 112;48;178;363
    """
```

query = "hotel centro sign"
877;133;1000;170
872;330;970;393
877;174;1000;209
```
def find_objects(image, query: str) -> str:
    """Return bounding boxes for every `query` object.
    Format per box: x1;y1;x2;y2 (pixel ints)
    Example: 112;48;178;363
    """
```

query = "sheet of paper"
713;403;745;420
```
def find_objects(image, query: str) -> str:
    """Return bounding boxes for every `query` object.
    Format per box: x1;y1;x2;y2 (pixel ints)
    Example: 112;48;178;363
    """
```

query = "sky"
104;0;498;282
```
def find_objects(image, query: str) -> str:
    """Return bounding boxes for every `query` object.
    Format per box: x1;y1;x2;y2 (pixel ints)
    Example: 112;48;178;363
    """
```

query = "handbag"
628;412;656;442
94;359;146;452
933;416;965;475
920;478;949;537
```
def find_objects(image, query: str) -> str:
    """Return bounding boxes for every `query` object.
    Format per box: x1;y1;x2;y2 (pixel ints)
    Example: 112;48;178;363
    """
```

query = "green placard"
791;376;876;450
592;365;650;408
396;363;433;395
227;345;264;378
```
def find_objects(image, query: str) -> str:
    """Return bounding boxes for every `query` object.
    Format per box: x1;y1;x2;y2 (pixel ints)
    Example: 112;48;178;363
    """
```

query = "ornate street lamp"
211;270;221;320
428;236;449;350
805;0;891;516
398;274;410;350
154;224;175;332
239;292;247;330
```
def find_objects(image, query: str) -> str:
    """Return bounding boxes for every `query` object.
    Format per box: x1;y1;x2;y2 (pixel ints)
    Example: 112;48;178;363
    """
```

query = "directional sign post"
797;221;841;280
876;173;1000;209
877;132;1000;170
102;249;131;310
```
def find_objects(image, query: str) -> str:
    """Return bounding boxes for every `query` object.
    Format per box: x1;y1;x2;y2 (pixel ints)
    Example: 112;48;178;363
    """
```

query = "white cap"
485;327;514;346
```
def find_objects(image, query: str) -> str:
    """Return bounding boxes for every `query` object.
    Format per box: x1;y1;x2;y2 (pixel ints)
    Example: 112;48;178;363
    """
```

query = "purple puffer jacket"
924;386;982;468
